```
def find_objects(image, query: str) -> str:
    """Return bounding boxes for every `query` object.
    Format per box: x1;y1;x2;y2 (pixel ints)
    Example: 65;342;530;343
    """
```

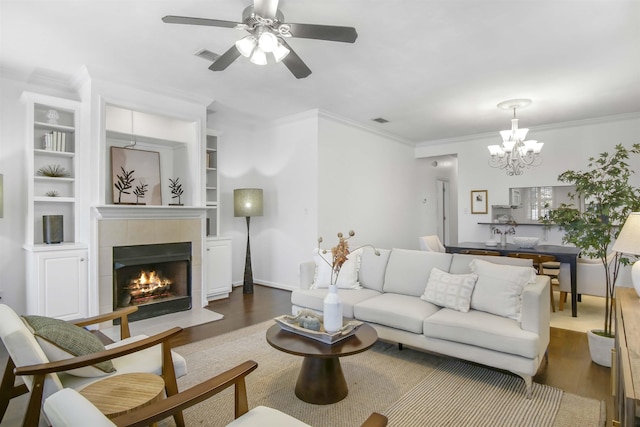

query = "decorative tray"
274;310;363;345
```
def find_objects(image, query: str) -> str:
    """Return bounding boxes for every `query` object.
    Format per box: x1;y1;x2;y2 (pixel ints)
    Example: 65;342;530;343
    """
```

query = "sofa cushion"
423;308;540;359
358;247;391;292
291;288;381;318
469;259;537;321
383;249;453;297
420;268;478;312
22;315;116;377
449;253;533;274
312;248;362;289
354;293;441;334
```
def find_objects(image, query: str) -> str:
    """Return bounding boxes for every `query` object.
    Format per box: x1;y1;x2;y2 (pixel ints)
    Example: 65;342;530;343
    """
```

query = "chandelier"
488;99;544;176
234;14;290;65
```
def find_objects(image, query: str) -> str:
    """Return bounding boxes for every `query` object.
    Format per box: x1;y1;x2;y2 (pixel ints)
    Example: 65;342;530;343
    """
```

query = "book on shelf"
41;131;66;152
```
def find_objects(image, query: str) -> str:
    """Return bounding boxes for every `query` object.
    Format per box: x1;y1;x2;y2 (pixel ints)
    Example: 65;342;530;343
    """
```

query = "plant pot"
587;329;614;367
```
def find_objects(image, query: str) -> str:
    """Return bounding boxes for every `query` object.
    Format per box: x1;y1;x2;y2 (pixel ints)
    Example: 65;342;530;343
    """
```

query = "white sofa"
292;247;550;398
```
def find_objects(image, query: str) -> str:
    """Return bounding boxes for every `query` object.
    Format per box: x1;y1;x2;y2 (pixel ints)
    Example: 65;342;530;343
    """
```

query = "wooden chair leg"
559;291;567;311
0;357;28;422
550;285;556;312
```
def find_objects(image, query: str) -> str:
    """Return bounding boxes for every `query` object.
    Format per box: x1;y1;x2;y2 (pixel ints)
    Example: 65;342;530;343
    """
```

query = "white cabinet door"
205;238;232;300
27;248;88;320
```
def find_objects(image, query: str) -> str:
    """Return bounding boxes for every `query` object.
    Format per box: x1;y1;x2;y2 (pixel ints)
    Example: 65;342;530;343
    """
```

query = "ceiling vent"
372;117;389;124
194;49;220;62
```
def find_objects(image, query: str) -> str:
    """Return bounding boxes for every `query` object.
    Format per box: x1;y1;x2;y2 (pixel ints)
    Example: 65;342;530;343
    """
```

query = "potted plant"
543;143;640;366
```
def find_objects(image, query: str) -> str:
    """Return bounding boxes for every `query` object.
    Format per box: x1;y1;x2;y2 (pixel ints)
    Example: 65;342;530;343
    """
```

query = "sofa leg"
523;375;533;399
398;343;403;351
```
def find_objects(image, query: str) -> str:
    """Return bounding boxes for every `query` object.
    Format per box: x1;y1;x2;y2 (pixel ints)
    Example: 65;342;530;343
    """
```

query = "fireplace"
113;242;192;322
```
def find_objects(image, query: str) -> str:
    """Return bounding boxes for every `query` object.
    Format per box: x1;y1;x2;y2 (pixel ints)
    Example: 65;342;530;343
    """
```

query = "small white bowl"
485;240;498;247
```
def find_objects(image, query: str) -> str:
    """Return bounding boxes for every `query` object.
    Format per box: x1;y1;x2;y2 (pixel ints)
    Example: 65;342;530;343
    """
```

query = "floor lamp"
234;188;263;294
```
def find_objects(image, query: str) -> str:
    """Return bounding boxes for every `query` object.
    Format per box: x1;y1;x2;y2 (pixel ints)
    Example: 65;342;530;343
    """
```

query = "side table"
79;372;165;421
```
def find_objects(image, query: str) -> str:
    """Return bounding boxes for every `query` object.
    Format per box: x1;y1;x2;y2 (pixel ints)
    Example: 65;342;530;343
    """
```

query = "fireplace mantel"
94;205;207;219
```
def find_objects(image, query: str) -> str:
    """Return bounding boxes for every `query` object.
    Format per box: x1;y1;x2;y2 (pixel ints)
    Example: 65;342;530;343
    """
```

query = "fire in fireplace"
113;242;192;322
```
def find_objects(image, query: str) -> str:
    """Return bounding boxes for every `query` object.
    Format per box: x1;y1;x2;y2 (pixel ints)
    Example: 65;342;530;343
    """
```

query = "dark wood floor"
173;284;613;426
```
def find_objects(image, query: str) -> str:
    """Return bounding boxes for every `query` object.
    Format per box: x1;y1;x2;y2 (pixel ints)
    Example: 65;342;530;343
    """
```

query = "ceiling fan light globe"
258;32;278;52
250;48;268;65
235;36;257;57
272;41;290;62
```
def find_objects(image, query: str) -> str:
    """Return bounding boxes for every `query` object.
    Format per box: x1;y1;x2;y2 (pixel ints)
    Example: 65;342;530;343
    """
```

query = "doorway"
436;180;450;245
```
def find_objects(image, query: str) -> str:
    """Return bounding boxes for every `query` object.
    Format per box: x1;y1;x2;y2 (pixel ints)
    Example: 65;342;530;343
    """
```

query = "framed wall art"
111;147;162;205
471;190;488;214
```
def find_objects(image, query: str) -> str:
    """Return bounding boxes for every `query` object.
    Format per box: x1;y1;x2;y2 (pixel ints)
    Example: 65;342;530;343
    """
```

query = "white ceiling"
1;0;639;143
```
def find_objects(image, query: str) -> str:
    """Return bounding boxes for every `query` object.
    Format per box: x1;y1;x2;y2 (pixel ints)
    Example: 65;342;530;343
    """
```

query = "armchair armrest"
520;276;551;359
361;412;388;427
14;327;183;377
110;360;259;426
72;306;138;339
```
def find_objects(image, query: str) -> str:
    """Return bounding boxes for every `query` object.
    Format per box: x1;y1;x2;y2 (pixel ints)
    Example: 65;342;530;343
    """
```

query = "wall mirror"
508;185;579;223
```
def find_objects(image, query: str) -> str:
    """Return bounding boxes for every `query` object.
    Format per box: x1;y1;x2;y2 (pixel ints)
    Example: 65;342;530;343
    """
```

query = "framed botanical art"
471;190;488;214
111;147;162;205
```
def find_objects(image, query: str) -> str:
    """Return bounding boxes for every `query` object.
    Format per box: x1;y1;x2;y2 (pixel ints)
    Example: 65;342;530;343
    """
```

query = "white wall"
317;114;419;250
212;110;319;290
415;114;640;245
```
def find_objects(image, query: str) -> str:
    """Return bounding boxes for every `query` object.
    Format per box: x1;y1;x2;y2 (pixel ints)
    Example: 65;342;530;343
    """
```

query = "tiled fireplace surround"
97;218;202;319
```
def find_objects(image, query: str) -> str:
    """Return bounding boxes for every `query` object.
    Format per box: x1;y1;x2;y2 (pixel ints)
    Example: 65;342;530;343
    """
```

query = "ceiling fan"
162;0;357;79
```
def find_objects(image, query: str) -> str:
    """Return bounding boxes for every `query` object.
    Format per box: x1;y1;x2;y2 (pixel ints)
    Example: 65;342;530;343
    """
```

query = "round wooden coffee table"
79;372;165;420
266;322;377;405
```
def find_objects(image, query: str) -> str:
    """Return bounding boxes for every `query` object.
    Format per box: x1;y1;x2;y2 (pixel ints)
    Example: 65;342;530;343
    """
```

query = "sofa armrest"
300;261;315;290
520;275;550;355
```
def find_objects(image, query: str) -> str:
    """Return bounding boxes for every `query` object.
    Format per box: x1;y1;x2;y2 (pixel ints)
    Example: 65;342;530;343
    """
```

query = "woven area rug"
161;321;604;427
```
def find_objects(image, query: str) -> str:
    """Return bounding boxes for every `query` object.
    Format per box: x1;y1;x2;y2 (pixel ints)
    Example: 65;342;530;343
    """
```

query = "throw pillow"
469;259;537;321
22;315;116;377
312;247;362;289
420;268;478;312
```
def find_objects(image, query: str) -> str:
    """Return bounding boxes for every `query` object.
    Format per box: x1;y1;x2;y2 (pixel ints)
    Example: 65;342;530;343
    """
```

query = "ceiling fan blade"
253;0;279;19
162;15;241;29
286;23;357;43
279;40;311;79
209;46;241;71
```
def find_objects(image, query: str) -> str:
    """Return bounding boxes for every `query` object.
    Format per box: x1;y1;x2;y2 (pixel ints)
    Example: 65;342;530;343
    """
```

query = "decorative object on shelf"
513;236;539;249
43;215;63;244
37;165;70;178
612;212;640;297
113;166;135;204
274;311;363;345
45;109;59;125
45;190;59;197
542;143;640;365
168;177;184;206
234;188;264;294
488;99;544;176
471;190;488;214
111;147;161;205
42;131;66;151
491;223;516;247
132;182;148;205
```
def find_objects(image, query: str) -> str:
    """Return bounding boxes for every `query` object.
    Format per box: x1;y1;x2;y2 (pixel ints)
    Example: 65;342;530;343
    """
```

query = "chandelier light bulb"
250;48;268;65
258;32;278;52
272;40;290;62
235;35;257;57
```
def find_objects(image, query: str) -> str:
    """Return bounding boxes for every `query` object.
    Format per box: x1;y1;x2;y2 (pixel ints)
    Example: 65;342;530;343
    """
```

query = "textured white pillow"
469;259;537;320
421;268;478;312
312;248;362;289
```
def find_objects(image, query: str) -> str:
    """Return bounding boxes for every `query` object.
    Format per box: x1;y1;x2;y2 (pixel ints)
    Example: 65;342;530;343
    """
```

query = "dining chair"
507;253;559;311
419;235;446;252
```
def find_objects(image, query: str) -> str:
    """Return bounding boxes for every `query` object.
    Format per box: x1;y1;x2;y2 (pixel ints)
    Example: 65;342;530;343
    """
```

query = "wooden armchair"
0;304;187;427
43;360;388;427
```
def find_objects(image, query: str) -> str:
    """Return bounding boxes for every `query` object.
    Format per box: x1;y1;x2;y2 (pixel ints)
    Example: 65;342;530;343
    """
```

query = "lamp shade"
234;188;263;217
613;212;640;255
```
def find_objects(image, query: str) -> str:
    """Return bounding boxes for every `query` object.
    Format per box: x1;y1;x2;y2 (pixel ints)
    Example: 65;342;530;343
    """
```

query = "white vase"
323;284;343;333
587;329;614;367
500;233;507;247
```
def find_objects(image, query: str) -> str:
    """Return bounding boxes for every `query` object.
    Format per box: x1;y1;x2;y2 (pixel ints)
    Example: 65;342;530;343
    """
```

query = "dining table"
445;242;582;317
